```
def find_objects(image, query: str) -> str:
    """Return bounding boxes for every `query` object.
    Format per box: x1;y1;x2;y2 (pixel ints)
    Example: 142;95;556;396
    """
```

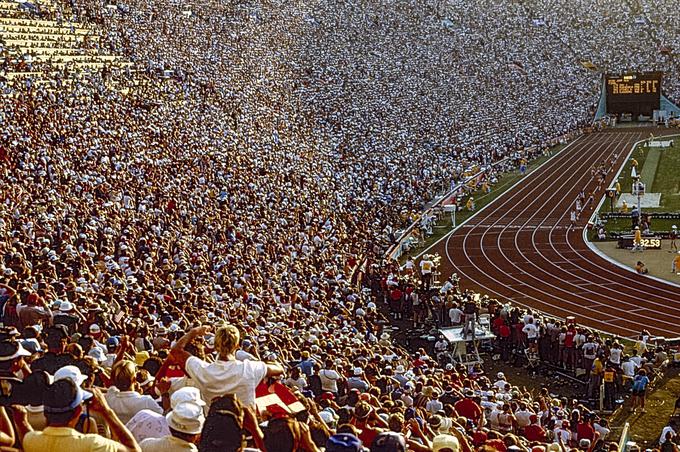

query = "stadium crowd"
1;0;680;450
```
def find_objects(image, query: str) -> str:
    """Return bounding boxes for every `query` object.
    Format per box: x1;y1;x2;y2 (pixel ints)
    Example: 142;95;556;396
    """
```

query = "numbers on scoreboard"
640;238;661;248
607;76;659;96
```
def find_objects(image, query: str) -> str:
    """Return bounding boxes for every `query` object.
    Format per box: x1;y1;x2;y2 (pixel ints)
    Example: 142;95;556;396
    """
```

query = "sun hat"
54;365;88;387
125;409;171;442
353;401;372;420
166;401;205;435
59;301;74;312
0;341;32;362
88;347;107;363
44;379;92;413
433;434;460;452
171;387;206;409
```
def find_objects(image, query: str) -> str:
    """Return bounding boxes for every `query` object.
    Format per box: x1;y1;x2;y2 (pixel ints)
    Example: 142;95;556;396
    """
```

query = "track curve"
435;128;680;338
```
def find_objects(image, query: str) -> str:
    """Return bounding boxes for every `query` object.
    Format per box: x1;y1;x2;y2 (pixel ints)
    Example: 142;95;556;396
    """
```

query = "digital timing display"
605;72;662;116
607;75;659;96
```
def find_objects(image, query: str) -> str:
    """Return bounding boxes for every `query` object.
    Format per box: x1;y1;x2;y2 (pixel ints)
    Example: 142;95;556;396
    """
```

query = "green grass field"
653;144;680;211
597;136;680;237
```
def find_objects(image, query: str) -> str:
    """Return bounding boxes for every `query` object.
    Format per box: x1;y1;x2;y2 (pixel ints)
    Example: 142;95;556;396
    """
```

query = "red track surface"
435;128;680;339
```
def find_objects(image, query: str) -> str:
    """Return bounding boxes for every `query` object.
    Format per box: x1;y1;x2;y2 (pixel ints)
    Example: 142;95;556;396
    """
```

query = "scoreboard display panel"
605;72;662;117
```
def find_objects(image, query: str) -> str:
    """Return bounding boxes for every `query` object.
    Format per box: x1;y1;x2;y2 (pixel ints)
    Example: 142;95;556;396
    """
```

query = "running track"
433;128;680;339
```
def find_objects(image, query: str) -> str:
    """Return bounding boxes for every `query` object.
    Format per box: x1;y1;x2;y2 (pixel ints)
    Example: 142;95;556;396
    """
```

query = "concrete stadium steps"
0;1;133;81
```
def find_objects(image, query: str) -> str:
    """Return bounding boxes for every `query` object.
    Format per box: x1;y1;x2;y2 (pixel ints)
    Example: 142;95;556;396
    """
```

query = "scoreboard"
605;72;662;117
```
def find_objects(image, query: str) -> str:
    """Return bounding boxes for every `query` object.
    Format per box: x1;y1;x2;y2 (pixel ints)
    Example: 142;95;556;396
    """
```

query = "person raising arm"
170;324;284;408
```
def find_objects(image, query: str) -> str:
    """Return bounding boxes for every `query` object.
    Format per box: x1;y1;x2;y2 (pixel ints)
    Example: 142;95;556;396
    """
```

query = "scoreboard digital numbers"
607;75;659;96
605;72;662;117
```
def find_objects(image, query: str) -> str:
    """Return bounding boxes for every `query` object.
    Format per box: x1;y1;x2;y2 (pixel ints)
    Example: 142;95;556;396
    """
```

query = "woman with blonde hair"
104;359;163;423
171;324;284;408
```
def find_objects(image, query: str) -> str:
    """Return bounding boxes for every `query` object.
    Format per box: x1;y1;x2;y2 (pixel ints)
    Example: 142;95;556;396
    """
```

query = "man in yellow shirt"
633;226;643;251
672;251;680;274
587;355;605;400
13;379;140;452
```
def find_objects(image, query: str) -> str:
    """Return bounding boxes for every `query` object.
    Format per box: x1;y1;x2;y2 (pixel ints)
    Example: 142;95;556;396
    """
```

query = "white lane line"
575;134;680;291
447;131;675;331
414;139;578;260
448;134;646;335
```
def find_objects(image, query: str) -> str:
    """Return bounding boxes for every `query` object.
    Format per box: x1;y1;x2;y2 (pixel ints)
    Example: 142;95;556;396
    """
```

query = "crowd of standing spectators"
1;0;680;450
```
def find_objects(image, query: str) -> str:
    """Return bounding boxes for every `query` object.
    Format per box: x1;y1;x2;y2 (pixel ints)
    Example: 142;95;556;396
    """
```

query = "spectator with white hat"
139;401;204;452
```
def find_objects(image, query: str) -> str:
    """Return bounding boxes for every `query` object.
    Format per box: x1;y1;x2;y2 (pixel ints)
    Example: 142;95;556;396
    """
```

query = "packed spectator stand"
1;0;680;450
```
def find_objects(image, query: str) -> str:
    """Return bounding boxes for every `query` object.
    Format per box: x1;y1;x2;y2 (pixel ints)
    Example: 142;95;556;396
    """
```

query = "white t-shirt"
594;423;610;441
440;281;454;294
553;427;571;444
582;342;598;359
609;348;622;364
493;380;507;391
515;409;533;428
659;426;676;445
523;323;538;339
621;361;637;378
449;308;464;324
185;356;267;408
319;368;341;393
104;387;163;424
235;350;257;361
420;260;434;274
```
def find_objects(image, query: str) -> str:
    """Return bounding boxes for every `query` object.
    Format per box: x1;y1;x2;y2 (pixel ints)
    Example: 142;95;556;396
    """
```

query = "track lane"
438;129;680;338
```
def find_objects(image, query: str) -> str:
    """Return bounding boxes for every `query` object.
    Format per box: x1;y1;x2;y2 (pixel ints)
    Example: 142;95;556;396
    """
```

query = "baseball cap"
166;401;205;435
371;432;406;452
326;433;362;452
106;337;120;348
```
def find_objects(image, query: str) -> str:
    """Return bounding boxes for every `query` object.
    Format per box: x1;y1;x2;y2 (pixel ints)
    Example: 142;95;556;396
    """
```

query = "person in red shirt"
576;414;599;443
492;315;505;335
350;401;387;448
498;321;512;361
523;415;546;442
454;392;483;425
389;287;403;320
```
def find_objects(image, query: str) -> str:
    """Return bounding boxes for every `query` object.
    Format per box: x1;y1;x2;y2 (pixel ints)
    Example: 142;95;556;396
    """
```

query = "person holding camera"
12;379;141;452
170;324;284;408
